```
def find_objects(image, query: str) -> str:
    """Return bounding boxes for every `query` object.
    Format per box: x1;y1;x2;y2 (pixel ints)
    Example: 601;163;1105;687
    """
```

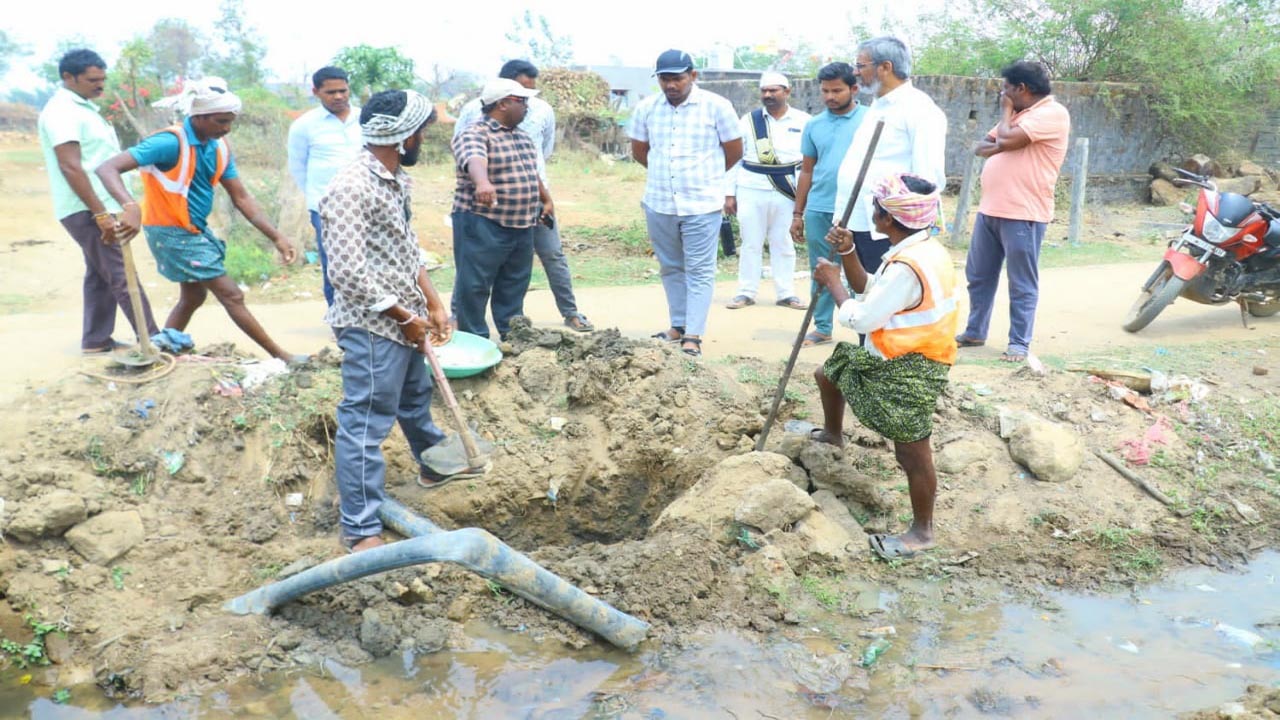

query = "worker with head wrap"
97;77;307;364
810;172;957;562
320;89;457;553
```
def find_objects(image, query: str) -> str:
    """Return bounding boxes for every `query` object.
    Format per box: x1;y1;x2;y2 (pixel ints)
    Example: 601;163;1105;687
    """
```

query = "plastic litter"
132;399;156;419
860;638;891;667
971;384;994;396
240;358;289;391
285;493;304;508
1214;622;1268;649
1195;584;1219;593
1117;416;1176;465
162;450;185;475
150;328;194;353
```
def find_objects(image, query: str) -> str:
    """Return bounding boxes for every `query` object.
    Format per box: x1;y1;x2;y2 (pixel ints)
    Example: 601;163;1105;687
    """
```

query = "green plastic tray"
429;331;503;379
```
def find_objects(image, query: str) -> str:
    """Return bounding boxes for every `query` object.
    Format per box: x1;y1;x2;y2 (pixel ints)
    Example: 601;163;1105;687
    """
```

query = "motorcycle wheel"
1122;262;1187;333
1246;300;1280;318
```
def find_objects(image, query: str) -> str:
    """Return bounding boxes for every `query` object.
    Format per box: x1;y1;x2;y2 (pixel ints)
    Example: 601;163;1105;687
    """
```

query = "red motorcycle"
1123;168;1280;332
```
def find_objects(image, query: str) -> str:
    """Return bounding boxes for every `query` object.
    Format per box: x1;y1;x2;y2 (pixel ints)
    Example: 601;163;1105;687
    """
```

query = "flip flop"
955;335;986;348
776;296;808;310
651;326;685;343
82;340;130;355
868;534;920;560
1000;352;1027;363
802;331;832;347
725;295;755;309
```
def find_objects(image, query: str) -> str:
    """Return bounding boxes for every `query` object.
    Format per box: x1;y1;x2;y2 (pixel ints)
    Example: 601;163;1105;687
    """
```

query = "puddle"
4;552;1277;719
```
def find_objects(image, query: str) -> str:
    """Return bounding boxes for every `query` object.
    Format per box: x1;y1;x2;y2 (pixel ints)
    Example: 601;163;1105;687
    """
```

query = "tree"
40;36;90;84
727;42;824;74
147;18;203;85
0;29;29;79
331;45;416;101
504;11;574;68
206;0;267;88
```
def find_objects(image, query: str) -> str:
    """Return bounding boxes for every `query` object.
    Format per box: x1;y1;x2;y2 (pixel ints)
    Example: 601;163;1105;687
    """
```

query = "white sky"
3;0;947;91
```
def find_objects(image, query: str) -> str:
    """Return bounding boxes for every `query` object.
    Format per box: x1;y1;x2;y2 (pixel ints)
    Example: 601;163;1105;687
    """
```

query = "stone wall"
701;76;1169;178
1253;109;1280;166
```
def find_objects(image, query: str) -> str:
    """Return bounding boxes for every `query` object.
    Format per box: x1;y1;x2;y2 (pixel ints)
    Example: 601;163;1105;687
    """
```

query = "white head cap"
759;71;790;89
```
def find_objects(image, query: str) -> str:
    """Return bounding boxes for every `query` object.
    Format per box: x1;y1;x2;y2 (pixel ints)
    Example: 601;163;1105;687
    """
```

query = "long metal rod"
755;120;886;451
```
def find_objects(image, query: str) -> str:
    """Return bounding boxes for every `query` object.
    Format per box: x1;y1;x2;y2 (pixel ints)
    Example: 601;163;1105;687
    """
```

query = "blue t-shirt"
800;104;867;214
128;118;239;231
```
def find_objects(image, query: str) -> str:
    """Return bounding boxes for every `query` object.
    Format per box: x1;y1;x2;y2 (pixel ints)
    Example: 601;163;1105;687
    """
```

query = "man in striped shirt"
629;49;743;358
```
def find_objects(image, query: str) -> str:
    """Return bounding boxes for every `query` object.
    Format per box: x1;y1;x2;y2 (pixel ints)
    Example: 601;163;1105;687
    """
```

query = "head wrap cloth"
872;173;940;230
362;90;433;152
154;76;243;117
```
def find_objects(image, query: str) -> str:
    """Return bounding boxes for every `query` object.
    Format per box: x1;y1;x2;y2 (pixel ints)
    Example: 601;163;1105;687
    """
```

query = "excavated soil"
1;324;1277;703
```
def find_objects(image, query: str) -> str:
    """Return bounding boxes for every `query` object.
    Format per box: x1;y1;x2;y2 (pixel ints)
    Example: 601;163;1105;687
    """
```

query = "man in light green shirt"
38;48;158;354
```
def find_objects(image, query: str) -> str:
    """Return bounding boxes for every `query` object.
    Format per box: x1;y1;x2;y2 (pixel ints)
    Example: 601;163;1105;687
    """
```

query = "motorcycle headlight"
1201;213;1235;244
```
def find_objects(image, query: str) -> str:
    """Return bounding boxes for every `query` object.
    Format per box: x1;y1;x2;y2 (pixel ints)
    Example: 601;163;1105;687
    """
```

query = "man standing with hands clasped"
725;71;810;313
629;49;742;358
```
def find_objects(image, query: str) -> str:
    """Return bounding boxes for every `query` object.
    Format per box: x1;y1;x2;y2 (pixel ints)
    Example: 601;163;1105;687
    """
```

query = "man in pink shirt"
956;61;1070;362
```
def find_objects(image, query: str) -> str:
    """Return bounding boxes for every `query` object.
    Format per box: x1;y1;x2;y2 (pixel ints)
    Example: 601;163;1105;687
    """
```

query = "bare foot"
347;536;385;553
808;428;844;448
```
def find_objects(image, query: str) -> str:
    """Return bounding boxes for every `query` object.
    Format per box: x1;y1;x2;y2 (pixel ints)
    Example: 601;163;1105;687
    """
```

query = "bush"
223;236;277;285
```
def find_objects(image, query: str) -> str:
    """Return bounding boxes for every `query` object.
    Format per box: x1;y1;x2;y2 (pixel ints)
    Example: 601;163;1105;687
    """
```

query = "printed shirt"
837;230;929;358
451;117;542;228
978;96;1071;223
834;81;947;236
453;96;556;184
37;87;125;220
729;105;811;193
287;104;363;211
128;117;240;232
628;86;742;216
320;149;430;345
800;104;867;214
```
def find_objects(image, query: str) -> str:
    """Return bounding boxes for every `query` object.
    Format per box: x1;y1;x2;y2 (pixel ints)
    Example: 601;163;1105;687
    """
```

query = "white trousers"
735;186;797;300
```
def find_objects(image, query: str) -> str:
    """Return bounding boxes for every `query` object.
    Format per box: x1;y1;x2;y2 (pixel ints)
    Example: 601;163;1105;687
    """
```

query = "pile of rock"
1149;155;1280;206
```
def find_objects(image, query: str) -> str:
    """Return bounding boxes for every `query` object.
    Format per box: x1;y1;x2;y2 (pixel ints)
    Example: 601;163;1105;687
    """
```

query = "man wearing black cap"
629;49;743;358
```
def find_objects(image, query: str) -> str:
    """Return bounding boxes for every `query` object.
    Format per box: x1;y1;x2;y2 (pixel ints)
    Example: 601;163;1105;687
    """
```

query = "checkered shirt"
451;116;542;228
628;85;741;216
321;149;429;345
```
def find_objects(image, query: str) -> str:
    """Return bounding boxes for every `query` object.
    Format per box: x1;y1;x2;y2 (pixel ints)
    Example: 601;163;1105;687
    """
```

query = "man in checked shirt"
450;78;555;340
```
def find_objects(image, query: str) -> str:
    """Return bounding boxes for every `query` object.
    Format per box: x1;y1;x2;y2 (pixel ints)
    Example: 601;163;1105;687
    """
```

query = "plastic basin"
430;331;502;379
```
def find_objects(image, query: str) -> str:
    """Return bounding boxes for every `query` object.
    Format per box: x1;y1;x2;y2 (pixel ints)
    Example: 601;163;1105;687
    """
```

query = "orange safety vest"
138;125;229;233
868;237;959;365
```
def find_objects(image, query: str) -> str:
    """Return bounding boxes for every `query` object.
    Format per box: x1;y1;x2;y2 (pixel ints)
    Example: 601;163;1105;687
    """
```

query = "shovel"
420;337;494;479
110;240;162;368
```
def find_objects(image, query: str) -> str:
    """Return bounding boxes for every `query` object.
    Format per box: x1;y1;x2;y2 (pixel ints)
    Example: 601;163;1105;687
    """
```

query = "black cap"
654;49;694;76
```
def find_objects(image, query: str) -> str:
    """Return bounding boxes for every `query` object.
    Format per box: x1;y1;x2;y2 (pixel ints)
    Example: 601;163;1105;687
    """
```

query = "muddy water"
5;552;1277;719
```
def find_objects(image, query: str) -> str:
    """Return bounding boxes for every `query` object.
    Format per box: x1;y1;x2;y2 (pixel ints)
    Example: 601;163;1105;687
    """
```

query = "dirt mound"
1;331;1277;703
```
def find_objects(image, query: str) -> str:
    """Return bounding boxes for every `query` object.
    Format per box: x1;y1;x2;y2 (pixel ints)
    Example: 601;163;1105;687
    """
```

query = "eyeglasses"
505;96;529;105
854;62;879;71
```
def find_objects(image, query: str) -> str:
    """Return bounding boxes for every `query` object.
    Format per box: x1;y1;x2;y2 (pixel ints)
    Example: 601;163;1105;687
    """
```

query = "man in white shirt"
834;36;947;278
453;60;593;332
725;71;811;311
629;49;743;358
287;66;362;306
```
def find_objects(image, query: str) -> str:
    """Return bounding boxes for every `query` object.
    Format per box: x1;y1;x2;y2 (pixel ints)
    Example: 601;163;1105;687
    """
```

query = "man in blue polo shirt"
789;62;866;347
96;78;305;363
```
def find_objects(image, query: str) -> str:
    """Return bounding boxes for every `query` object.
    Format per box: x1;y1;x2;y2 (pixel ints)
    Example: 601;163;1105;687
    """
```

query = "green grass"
953;239;1155;269
0;149;44;164
0;293;33;314
800;574;841;610
224;237;279;286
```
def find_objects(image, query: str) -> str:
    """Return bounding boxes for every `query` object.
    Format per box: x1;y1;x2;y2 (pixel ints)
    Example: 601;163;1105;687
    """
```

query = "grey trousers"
643;207;720;336
534;222;580;319
61;210;159;349
334;327;445;539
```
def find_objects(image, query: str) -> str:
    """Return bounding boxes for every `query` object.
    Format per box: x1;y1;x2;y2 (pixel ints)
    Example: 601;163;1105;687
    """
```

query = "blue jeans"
962;213;1046;355
643;207;720;336
310;210;334;306
334;327;445;539
804;210;838;336
452;212;535;339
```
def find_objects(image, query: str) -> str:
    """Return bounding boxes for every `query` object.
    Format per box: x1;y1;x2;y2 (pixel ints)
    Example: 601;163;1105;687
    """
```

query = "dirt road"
3;254;1276;404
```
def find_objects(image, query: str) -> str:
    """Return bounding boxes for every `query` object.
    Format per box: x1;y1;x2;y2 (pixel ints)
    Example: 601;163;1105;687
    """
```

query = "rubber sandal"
564;314;594;333
955;335;986;348
802;331;832;347
1000;352;1027;363
868;533;921;561
681;337;702;357
417;463;491;489
82;340;129;356
651;326;684;343
725;295;755;310
776;296;808;310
